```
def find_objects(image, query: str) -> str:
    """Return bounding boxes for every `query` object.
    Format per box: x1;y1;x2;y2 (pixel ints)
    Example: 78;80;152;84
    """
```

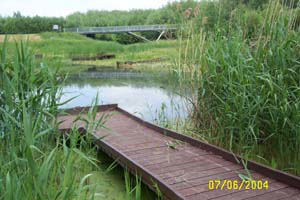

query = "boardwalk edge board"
58;104;300;199
58;104;184;200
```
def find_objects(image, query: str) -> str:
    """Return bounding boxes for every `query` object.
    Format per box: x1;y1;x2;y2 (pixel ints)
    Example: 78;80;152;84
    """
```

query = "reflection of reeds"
173;1;300;175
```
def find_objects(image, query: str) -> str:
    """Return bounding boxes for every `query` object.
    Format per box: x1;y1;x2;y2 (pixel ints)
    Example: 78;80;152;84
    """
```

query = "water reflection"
60;70;189;122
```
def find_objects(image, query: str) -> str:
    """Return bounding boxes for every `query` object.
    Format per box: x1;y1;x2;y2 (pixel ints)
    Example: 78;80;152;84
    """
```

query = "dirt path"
0;34;41;42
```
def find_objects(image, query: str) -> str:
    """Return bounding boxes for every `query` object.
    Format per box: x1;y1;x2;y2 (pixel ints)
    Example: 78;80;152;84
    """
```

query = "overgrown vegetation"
0;38;102;199
0;39;160;199
1;1;300;199
174;0;300;175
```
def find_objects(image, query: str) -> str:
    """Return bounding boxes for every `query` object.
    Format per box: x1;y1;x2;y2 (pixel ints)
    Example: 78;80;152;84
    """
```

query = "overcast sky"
0;0;175;17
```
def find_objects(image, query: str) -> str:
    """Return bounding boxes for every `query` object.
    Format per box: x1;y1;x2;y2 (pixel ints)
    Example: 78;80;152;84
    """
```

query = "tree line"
0;0;299;41
0;12;64;34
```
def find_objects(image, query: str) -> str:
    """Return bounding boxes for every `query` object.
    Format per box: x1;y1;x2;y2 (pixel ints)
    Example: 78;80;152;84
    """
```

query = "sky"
0;0;175;17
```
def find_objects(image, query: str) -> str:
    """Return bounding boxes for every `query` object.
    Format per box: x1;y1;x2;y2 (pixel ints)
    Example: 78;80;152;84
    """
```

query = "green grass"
0;32;177;73
33;32;124;55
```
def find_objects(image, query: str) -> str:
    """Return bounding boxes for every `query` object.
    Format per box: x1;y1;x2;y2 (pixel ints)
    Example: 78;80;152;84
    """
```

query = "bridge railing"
64;24;178;34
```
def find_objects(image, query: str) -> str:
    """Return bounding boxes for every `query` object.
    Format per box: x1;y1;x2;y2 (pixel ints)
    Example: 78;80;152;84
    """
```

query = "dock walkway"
58;104;300;200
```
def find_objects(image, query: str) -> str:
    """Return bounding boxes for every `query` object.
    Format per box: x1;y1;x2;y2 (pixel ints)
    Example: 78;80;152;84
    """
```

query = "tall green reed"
174;0;300;175
0;39;101;199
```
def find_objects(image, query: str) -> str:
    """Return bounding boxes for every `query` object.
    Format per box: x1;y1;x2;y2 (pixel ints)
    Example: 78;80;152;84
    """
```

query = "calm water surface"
60;70;189;122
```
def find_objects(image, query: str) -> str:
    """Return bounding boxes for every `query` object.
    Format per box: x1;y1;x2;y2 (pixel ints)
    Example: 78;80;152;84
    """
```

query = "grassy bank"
174;1;300;175
0;32;177;73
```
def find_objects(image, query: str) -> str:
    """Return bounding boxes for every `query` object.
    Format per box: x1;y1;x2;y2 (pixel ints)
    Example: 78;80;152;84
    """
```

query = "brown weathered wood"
169;170;258;191
281;193;300;200
187;181;285;200
71;53;115;61
116;57;166;68
245;187;300;200
57;104;300;200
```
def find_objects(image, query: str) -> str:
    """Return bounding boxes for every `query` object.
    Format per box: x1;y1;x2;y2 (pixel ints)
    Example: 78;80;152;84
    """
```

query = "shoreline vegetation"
174;0;300;175
1;0;300;199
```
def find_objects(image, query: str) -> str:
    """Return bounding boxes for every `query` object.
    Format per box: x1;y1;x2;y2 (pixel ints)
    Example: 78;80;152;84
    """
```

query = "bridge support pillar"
156;31;165;41
128;32;150;42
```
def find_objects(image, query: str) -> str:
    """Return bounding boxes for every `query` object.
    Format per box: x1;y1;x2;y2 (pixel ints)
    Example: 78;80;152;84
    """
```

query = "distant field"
0;34;41;42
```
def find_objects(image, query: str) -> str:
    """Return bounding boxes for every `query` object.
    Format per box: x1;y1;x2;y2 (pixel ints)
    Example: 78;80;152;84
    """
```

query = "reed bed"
0;38;161;199
174;0;300;175
0;39;105;199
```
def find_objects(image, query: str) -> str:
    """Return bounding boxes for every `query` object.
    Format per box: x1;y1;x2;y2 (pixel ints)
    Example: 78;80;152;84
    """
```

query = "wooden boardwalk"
58;104;300;200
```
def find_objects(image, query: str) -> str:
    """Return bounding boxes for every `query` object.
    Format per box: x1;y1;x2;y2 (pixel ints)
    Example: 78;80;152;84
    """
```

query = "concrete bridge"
64;24;178;41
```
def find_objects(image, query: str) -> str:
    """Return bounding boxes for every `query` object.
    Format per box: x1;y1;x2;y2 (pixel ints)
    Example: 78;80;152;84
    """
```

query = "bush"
113;32;142;44
95;34;114;41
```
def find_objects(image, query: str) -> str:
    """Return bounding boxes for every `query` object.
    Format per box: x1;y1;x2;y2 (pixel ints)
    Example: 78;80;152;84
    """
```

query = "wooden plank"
146;157;207;171
245;187;300;200
169;170;257;191
143;154;215;170
94;137;186;200
133;148;211;164
71;54;115;61
126;145;187;158
57;105;300;200
116;106;300;190
178;173;267;197
281;193;300;200
153;155;237;175
105;136;163;145
159;161;239;180
125;146;182;156
164;165;243;185
117;141;171;152
186;181;286;200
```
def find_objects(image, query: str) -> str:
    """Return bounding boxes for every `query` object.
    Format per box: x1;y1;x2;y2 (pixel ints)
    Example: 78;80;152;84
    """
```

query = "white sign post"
53;24;59;31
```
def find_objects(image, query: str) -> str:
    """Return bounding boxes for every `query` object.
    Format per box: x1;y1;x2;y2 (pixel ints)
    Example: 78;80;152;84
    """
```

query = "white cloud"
0;0;175;17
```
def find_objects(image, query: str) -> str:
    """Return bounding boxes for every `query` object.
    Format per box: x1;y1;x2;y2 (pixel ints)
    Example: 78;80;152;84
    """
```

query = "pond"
59;69;191;199
60;69;190;123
